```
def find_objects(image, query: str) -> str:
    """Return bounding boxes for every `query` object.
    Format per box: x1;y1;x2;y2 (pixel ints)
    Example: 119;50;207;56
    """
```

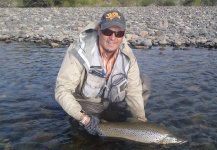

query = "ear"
97;26;101;36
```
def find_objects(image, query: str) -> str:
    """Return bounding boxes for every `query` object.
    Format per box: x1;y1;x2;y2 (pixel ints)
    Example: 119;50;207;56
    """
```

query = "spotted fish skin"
98;122;187;144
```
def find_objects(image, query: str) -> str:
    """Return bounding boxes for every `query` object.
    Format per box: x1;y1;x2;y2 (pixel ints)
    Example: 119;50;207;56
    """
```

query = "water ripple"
0;43;216;150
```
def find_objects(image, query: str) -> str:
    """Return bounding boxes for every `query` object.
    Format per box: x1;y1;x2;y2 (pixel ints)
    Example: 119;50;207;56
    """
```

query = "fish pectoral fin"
100;119;108;123
159;123;166;127
126;117;141;122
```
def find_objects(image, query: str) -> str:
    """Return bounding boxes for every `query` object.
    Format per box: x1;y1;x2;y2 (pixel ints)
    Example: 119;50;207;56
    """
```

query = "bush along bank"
0;7;216;49
1;0;216;7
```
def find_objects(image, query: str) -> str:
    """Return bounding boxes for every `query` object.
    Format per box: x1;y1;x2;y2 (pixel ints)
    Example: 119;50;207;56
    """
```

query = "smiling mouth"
108;41;116;45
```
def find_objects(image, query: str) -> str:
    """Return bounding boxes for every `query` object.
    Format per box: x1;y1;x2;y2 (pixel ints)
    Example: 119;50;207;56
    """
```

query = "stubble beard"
104;48;116;54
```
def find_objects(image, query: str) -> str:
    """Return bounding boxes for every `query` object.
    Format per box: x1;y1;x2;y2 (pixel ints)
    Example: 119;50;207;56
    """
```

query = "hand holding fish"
83;115;102;135
138;117;147;122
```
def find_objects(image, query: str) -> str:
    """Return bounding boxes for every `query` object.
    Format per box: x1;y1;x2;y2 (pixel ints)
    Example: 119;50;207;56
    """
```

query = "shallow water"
0;42;216;150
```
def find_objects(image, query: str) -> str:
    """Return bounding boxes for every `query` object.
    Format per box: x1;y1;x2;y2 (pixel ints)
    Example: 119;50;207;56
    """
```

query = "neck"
98;41;118;61
103;49;116;60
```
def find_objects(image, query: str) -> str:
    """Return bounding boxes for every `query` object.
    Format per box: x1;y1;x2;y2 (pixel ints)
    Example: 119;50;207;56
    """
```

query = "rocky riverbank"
0;7;217;49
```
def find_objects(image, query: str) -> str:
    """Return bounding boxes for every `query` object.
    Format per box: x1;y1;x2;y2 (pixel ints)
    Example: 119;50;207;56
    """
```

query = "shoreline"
0;7;217;49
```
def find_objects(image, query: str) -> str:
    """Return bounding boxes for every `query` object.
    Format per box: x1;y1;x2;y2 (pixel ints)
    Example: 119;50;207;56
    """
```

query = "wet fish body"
98;122;187;144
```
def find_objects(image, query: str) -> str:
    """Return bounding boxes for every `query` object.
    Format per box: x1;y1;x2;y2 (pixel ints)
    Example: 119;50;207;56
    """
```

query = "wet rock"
0;35;10;41
213;38;217;44
159;39;167;45
5;39;12;43
141;38;152;47
174;39;182;46
31;131;57;143
50;42;59;48
134;45;145;49
196;37;207;44
159;47;165;50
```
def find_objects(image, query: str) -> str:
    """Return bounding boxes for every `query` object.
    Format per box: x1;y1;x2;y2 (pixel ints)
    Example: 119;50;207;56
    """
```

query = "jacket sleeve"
125;57;146;120
55;44;84;121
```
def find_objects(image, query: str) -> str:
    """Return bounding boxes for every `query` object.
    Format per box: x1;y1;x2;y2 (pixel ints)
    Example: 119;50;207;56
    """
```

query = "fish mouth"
173;138;188;145
177;136;188;145
162;136;188;145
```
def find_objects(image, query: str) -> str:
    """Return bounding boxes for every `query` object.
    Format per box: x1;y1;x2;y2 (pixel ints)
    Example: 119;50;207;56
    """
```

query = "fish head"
162;134;188;144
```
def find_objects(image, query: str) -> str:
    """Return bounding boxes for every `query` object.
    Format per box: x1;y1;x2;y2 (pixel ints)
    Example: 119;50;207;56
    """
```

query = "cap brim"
101;22;126;30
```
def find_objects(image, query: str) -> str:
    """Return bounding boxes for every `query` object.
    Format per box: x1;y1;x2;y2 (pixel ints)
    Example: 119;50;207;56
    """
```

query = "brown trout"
98;121;187;144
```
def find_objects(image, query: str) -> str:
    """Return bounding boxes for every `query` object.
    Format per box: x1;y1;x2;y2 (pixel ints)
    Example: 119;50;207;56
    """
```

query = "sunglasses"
101;28;125;38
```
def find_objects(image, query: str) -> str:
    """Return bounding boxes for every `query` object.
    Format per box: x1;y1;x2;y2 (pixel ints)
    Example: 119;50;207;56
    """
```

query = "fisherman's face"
98;26;125;53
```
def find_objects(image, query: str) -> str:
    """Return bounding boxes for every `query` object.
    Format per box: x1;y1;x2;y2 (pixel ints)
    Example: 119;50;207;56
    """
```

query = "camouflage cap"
100;10;126;30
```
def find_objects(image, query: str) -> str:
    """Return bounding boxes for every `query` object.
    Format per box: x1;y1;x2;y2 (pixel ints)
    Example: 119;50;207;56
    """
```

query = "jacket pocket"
109;74;127;102
82;73;105;98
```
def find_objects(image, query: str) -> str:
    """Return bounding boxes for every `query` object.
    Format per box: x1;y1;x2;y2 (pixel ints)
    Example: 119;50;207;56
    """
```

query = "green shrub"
157;0;176;6
17;0;24;7
103;0;119;7
164;0;176;5
10;0;217;7
60;0;75;7
181;0;216;6
202;0;216;5
192;0;201;6
19;0;54;7
181;0;192;5
116;0;143;6
0;0;18;7
72;0;104;6
141;0;153;6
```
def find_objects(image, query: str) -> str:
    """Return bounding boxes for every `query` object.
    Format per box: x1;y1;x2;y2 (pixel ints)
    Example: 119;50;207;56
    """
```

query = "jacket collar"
80;21;135;60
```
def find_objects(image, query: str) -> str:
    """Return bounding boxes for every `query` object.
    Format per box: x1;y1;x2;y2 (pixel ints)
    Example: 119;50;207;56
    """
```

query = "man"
55;10;151;135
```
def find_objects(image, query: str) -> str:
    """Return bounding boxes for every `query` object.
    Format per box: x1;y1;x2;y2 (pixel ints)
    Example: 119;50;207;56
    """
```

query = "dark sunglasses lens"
101;29;125;37
102;29;113;36
116;31;125;37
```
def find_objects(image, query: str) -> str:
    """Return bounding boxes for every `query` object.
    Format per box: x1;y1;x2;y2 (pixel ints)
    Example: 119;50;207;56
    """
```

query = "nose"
109;33;116;40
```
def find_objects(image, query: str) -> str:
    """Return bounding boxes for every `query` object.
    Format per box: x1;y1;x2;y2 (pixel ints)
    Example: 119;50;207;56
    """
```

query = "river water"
0;42;216;150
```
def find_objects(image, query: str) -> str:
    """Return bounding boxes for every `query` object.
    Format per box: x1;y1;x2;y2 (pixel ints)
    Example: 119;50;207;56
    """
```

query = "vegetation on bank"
0;0;216;7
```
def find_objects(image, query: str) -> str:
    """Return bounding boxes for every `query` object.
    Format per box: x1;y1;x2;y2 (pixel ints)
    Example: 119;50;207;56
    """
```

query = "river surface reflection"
0;42;216;150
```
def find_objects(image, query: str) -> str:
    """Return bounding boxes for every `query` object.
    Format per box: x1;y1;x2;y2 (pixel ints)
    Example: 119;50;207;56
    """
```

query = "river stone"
50;42;59;48
159;39;167;45
213;38;217;44
139;31;149;37
0;35;10;41
141;39;152;47
0;7;216;48
174;39;182;46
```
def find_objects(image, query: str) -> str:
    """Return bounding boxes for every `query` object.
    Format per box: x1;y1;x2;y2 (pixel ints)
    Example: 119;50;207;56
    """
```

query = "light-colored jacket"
55;22;145;121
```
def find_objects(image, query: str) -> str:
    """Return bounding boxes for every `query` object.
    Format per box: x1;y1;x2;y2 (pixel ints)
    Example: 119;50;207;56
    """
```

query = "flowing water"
0;42;216;150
